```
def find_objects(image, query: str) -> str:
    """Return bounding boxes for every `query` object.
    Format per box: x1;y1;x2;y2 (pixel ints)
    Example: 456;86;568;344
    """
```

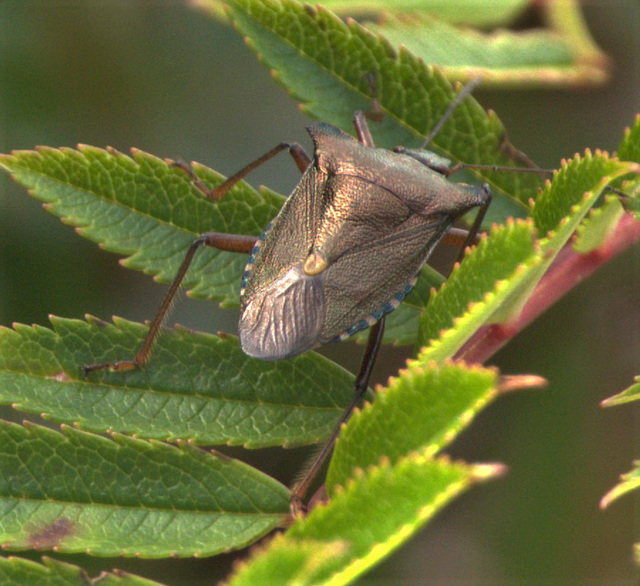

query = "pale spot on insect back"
303;251;329;275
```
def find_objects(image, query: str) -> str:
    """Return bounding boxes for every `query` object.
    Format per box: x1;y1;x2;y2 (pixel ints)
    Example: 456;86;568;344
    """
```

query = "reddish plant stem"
456;213;640;365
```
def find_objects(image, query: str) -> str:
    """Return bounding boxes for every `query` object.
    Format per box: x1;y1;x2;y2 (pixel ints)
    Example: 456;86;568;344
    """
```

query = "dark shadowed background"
0;1;638;584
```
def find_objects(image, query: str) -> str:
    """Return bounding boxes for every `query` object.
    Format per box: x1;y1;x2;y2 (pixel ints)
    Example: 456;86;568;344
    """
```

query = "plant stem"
456;212;640;364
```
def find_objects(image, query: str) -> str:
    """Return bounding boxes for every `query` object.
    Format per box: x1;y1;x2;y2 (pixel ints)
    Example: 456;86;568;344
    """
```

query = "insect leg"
420;77;483;149
353;110;375;148
172;142;311;202
290;318;386;515
454;188;492;266
441;226;480;247
81;232;257;377
288;110;388;513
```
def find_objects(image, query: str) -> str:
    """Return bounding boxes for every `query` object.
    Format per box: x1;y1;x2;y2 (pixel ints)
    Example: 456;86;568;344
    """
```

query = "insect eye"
303;251;329;276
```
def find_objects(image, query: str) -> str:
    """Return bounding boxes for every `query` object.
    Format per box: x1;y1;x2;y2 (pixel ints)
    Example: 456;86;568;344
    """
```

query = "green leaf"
326;362;498;493
601;376;640;407
0;421;289;557
418;219;540;354
600;461;640;509
0;556;165;586
367;14;579;88
618;114;640;163
320;0;531;27
229;537;351;586
229;454;503;585
617;114;640;216
534;155;635;259
0;316;354;448
213;0;609;86
221;0;545;205
573;196;626;254
532;151;632;237
0;146;283;307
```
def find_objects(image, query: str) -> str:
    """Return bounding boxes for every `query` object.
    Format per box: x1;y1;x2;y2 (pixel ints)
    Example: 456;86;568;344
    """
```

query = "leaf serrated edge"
286;452;505;586
418;250;544;364
325;361;501;495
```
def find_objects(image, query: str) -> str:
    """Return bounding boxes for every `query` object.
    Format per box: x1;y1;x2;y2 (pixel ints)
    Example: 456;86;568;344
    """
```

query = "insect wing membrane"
239;164;326;360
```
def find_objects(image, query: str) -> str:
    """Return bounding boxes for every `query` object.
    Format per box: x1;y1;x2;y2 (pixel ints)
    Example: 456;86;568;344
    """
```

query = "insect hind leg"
81;231;257;378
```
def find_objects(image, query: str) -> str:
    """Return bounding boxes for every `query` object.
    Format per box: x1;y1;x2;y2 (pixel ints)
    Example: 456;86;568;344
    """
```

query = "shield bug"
83;79;501;511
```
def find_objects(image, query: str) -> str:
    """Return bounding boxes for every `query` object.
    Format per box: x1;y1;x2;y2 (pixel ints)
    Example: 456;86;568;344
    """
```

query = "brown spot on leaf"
28;518;75;550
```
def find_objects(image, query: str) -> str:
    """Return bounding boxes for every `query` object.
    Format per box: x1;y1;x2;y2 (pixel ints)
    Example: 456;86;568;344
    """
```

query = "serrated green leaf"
320;0;530;27
0;146;283;307
230;454;502;585
0;421;289;557
326;362;498;493
573;196;626;254
221;0;544;205
213;0;608;85
0;556;165;586
368;14;579;88
0;557;85;586
532;151;632;237
418;219;538;352
417;153;635;363
0;316;354;448
618;114;640;163
227;537;350;586
617;114;640;217
512;154;635;316
600;461;640;509
601;376;640;407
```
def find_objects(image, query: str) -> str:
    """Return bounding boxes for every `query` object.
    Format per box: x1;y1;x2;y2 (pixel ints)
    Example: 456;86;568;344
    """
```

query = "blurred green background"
0;1;638;584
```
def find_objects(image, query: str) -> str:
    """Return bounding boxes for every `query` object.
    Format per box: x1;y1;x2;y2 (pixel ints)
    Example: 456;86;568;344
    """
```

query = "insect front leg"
172;141;311;202
81;232;256;377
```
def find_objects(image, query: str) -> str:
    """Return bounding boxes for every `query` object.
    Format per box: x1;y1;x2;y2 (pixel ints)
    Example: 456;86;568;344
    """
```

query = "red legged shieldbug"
83;78;504;513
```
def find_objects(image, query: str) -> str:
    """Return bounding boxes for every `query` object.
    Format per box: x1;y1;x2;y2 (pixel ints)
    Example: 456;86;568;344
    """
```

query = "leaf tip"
472;462;508;481
498;374;547;394
107;145;125;157
599;491;613;509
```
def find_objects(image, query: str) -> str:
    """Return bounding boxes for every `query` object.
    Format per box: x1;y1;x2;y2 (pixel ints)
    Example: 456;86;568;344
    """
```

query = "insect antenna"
421;77;483;149
417;78;556;179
